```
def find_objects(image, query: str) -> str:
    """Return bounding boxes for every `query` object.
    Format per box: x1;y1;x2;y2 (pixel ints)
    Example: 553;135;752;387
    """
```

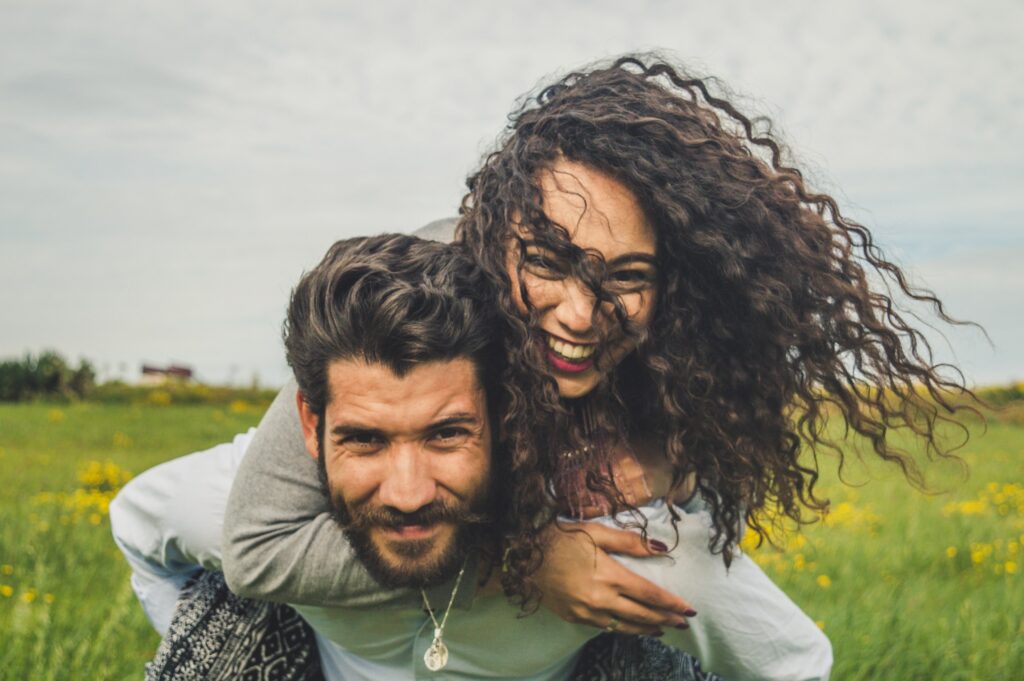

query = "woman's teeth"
546;336;596;361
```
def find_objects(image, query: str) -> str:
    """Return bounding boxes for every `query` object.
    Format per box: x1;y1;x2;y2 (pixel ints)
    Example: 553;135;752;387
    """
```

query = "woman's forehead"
515;160;655;259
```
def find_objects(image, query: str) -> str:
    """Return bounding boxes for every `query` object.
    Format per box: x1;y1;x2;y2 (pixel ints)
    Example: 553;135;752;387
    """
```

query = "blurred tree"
0;351;95;401
35;350;71;398
69;359;97;398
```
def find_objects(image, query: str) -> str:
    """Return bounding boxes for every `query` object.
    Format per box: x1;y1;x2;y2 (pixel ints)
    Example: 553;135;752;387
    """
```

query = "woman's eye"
523;252;567;279
606;269;655;292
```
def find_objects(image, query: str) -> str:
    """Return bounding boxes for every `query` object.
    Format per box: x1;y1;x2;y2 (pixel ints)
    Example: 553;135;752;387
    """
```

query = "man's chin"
347;524;463;589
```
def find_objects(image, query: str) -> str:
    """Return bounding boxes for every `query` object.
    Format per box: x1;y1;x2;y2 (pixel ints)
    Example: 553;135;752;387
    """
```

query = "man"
111;234;715;681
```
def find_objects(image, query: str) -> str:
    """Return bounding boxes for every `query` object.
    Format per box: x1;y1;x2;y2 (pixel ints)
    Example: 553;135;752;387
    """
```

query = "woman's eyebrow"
520;240;656;266
607;253;657;267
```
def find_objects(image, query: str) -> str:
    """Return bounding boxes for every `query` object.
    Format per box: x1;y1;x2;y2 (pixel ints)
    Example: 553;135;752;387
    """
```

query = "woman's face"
507;159;658;399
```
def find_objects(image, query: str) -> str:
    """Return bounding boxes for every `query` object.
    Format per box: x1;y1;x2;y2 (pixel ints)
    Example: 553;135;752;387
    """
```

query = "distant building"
140;364;194;385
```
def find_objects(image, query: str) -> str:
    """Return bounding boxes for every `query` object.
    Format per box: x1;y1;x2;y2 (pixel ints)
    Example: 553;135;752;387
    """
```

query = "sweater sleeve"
110;430;254;634
220;379;413;607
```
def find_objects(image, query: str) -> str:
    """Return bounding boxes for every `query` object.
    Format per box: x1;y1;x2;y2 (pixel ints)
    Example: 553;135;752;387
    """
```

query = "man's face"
297;357;492;589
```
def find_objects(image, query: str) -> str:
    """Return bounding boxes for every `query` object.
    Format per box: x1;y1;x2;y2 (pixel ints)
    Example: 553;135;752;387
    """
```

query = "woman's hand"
571;450;654;519
531;521;696;636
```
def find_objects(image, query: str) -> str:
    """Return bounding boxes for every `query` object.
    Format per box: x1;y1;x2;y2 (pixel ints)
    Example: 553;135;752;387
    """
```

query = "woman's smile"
544;333;597;373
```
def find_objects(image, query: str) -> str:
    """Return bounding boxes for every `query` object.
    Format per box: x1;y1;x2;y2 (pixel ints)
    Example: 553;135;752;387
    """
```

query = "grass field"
0;401;1021;680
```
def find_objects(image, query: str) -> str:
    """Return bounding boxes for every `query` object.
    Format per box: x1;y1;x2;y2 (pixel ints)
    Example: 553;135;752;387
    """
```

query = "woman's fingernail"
649;540;669;552
675;621;690;630
684;609;698;617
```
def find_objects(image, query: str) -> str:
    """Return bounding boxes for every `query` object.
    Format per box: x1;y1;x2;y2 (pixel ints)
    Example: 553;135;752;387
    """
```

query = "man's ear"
295;391;321;460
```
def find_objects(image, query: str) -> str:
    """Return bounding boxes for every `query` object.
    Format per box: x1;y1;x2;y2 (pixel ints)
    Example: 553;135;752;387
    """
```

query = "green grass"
0;402;263;680
742;421;1024;680
0;402;1021;680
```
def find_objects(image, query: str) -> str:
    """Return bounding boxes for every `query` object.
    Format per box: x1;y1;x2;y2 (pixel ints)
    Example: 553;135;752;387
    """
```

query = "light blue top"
110;426;832;680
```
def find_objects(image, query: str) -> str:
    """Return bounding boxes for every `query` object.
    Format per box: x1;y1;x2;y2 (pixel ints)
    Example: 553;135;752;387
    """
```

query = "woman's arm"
220;379;412;607
537;502;833;681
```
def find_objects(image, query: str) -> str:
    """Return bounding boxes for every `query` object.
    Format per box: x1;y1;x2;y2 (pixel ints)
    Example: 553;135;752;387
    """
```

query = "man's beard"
317;453;493;589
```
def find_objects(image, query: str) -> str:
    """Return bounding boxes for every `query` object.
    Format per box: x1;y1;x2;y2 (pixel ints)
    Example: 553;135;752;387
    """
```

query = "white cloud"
1;0;1020;384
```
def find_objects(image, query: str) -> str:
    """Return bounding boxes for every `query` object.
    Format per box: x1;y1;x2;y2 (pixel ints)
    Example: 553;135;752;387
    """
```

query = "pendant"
424;634;449;672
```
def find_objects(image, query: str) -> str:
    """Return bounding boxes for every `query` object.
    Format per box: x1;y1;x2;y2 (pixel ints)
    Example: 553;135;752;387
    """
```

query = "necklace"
420;562;467;672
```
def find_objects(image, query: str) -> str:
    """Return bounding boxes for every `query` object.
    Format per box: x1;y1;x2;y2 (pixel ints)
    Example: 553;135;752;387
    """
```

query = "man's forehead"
323;357;487;430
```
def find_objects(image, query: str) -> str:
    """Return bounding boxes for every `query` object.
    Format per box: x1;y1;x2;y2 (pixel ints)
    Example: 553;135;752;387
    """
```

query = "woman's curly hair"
457;54;978;609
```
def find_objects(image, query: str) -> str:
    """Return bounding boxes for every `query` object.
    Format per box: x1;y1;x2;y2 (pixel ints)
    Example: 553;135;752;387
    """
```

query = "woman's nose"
554;277;598;336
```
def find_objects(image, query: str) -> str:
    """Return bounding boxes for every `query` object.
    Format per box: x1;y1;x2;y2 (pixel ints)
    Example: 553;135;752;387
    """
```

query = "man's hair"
284;234;503;421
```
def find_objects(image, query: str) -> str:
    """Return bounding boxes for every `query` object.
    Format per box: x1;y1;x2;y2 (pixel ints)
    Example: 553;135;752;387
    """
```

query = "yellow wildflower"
112;431;134;448
945;546;957;558
1007;561;1018;574
1;564;12;575
816;574;832;588
1;585;12;597
21;589;36;604
815;620;825;630
43;593;55;604
147;390;172;407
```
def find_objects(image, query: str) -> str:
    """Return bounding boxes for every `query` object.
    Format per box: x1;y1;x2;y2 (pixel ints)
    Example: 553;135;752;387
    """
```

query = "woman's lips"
544;335;597;374
546;347;595;373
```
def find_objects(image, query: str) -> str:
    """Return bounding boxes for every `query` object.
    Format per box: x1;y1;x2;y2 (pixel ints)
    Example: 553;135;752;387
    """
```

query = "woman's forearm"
220;379;413;607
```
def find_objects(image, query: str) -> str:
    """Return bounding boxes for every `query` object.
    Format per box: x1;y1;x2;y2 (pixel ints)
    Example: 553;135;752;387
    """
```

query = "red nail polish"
684;609;698;617
675;622;690;630
649;540;669;552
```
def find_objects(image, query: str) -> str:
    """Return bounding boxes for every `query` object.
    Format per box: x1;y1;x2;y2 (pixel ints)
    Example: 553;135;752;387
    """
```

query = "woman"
120;55;974;680
224;53;972;669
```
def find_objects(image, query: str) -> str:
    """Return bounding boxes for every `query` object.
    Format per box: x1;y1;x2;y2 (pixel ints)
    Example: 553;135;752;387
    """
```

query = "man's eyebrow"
428;414;482;430
330;424;385;438
329;415;481;438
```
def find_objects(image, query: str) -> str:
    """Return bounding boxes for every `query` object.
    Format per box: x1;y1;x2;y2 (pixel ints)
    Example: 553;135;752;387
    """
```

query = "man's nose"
377;445;437;513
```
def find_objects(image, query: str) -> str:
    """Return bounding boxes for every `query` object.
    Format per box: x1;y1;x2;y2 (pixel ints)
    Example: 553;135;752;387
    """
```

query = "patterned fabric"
145;571;324;681
148;570;725;681
570;633;724;681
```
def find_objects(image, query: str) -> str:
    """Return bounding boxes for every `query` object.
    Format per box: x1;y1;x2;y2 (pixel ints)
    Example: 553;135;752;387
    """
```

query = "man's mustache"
344;500;492;533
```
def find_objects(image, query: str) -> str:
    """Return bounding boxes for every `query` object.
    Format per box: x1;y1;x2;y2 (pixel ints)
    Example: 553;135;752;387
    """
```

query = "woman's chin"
553;372;599;399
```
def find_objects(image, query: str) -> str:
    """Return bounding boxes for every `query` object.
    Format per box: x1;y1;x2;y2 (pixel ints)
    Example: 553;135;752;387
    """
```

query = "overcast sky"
1;0;1020;386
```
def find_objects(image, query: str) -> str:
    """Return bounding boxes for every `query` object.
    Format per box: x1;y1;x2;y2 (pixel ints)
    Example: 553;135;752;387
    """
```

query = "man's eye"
342;434;383;449
431;427;469;444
